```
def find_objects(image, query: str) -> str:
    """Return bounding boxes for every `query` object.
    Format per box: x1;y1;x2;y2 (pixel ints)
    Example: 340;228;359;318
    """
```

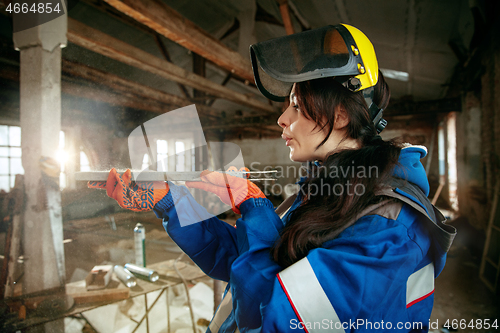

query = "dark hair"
271;72;402;267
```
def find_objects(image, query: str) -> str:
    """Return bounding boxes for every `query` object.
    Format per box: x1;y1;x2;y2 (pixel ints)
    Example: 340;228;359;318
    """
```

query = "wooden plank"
62;60;219;117
277;0;295;35
69;288;130;305
102;0;254;82
0;60;220;117
153;33;192;100
202;114;281;130
67;19;273;113
385;98;462;116
63;80;174;114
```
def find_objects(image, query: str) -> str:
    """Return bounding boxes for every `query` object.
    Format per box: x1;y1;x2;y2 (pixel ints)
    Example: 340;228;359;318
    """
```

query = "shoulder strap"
275;193;298;219
274;179;456;253
377;178;456;253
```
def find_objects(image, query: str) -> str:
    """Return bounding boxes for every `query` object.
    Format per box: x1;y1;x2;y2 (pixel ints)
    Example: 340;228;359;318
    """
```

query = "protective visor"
250;25;368;102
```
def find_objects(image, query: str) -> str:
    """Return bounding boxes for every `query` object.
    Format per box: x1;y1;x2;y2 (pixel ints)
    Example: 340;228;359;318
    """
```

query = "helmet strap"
336;78;388;133
369;102;388;133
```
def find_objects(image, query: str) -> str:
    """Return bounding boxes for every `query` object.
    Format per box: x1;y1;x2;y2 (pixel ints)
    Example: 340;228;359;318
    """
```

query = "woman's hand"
185;169;265;214
88;168;169;212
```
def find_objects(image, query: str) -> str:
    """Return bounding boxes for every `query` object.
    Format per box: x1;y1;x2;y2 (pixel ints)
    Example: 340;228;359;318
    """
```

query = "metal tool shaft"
75;170;277;182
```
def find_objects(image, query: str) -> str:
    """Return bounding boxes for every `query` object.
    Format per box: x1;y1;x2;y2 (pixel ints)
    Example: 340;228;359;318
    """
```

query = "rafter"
201;113;282;130
62;60;220;117
385;98;462;117
153;33;192;101
0;60;221;117
67;18;274;113
277;0;295;35
102;0;254;83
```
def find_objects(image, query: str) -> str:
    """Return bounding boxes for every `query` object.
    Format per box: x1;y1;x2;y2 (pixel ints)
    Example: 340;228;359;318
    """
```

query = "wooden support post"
277;0;295;35
207;73;232;107
153;33;192;101
13;6;67;333
192;52;207;103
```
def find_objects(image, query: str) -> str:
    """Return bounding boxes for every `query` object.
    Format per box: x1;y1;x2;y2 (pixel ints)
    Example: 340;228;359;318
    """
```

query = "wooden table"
1;259;207;332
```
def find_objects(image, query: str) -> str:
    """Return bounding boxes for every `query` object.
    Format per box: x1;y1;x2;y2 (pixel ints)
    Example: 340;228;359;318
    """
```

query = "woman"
95;24;455;332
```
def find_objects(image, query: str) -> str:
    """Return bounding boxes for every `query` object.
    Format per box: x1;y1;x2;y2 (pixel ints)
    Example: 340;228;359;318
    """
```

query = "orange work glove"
88;168;169;212
185;169;265;214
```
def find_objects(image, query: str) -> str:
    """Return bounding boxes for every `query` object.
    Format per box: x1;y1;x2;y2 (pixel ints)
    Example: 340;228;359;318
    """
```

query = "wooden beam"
62;60;220;117
277;0;295;35
207;73;232;107
192;52;207;102
102;0;254;82
256;3;283;27
384;98;462;117
0;65;19;82
67;18;274;113
0;61;220;117
63;80;174;114
201;113;282;130
70;288;130;305
153;33;192;100
382;116;434;134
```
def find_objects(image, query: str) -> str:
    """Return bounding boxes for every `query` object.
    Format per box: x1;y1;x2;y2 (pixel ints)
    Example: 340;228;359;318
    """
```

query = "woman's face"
277;84;358;162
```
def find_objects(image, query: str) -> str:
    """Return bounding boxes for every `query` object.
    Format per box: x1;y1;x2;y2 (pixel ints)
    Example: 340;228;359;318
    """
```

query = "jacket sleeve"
153;183;239;282
230;202;432;332
229;198;286;330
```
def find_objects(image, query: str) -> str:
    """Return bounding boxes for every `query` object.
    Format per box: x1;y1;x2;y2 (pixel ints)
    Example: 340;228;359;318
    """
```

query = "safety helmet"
250;24;387;132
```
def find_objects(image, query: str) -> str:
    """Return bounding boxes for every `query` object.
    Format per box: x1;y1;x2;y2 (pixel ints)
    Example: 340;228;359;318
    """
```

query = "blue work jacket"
153;146;451;332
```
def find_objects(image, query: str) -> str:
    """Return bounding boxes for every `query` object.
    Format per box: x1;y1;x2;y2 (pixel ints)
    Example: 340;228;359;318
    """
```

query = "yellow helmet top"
341;23;379;92
250;24;380;102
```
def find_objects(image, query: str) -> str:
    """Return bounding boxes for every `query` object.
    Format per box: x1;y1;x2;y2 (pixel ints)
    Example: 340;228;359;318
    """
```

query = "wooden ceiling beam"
153;33;192;101
0;60;220;117
62;59;219;118
102;0;254;83
0;65;170;114
277;0;295;35
201;97;462;132
201;113;281;130
62;80;175;114
384;97;462;117
67;18;274;113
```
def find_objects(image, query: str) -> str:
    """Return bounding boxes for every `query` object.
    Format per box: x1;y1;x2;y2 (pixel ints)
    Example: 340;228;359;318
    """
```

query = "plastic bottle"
134;223;146;267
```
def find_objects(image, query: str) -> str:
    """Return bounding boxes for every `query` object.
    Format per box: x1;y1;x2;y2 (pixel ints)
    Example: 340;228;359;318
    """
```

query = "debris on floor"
64;281;214;333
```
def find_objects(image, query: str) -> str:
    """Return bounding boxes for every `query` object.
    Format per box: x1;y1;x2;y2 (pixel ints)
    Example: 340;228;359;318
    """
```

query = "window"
175;141;185;172
0;125;67;191
157;139;168;171
191;142;196;171
80;150;91;171
152;139;196;173
141;154;150;171
0;125;23;192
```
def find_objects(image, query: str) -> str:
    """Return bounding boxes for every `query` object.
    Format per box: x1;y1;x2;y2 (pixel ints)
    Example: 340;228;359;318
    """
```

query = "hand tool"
75;170;278;182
